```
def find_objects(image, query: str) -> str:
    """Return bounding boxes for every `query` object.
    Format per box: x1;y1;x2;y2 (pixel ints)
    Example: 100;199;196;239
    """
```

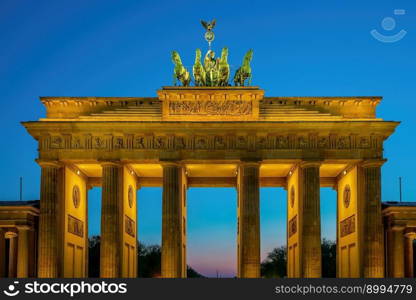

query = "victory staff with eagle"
201;19;216;48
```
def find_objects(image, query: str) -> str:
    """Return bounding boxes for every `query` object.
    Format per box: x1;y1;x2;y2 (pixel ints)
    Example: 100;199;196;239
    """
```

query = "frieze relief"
39;133;384;152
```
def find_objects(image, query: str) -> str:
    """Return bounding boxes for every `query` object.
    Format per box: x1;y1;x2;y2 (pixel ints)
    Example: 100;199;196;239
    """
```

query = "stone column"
361;161;385;278
17;226;30;278
8;233;18;277
404;232;415;278
0;229;5;277
237;162;260;278
161;162;185;278
100;162;122;278
28;229;36;277
37;162;61;278
388;226;405;277
300;162;321;278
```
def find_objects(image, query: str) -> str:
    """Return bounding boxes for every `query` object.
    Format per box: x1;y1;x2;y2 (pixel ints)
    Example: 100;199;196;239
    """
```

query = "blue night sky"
0;0;415;277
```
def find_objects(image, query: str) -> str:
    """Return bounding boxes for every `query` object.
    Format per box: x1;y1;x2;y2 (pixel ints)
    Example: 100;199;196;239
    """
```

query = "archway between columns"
87;187;102;278
320;187;337;278
187;187;237;278
260;187;287;278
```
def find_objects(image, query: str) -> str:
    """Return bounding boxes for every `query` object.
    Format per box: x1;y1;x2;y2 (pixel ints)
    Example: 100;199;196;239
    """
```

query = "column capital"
404;230;416;239
361;159;386;168
391;224;406;231
299;160;322;168
16;225;31;231
36;159;62;168
159;160;182;168
239;158;261;168
99;160;122;167
239;161;260;167
5;231;17;238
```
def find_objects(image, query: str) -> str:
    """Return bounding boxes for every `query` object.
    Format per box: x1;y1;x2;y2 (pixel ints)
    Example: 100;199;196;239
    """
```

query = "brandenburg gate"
19;21;403;278
22;85;399;278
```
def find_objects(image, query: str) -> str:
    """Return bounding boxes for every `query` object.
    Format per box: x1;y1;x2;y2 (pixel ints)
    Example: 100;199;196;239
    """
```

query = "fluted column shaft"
17;226;30;278
404;235;414;278
0;229;5;277
362;162;385;277
161;163;184;278
238;162;260;278
38;163;61;278
300;163;321;278
100;163;122;278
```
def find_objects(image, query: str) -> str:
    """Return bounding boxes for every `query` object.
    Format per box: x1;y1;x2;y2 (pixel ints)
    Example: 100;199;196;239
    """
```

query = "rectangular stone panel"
68;215;84;238
159;87;263;121
340;214;356;238
125;215;135;238
288;215;297;238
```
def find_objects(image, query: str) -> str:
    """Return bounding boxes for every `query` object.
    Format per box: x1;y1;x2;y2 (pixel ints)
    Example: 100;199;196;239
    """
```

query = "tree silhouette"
321;238;336;278
87;236;204;277
137;242;162;277
261;246;287;278
260;239;336;278
89;236;337;278
88;236;100;277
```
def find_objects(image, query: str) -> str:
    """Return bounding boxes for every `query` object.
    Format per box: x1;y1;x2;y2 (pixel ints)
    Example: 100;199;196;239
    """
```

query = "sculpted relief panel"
169;100;252;116
340;214;356;238
68;215;84;238
125;215;135;238
158;89;263;120
288;215;297;238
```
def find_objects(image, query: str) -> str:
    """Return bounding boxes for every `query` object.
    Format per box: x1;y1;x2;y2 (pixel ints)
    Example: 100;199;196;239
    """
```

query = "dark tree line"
260;239;337;278
88;236;204;278
260;245;287;278
88;236;336;278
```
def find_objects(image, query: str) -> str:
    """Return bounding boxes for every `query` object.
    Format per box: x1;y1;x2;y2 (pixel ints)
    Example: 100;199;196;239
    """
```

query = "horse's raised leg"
173;74;177;86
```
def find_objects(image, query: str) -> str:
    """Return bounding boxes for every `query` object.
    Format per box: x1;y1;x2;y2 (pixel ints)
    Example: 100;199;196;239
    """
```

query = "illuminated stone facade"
1;86;407;278
383;202;416;278
0;201;39;278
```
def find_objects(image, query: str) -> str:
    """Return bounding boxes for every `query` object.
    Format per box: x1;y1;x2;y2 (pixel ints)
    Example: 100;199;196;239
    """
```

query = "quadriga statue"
171;51;191;87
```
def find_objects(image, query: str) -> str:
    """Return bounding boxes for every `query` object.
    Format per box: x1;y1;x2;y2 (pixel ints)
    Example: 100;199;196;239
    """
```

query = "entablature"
22;119;399;161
